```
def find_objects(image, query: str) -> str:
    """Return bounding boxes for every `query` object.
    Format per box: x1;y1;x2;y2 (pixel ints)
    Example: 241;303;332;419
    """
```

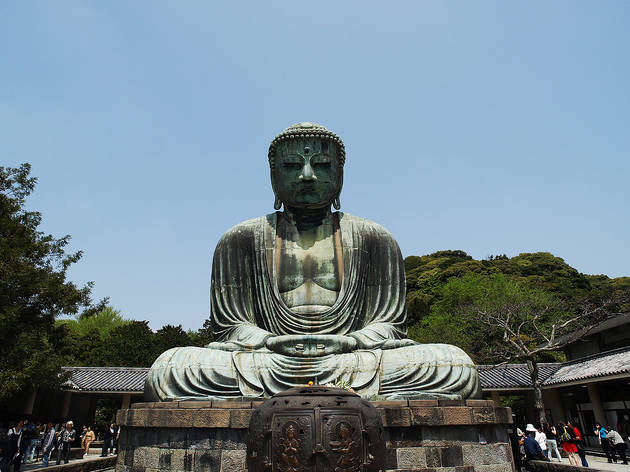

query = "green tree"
418;273;627;426
0;164;92;406
189;318;214;346
155;324;194;354
405;250;628;326
405;250;495;325
59;305;129;340
93;321;157;367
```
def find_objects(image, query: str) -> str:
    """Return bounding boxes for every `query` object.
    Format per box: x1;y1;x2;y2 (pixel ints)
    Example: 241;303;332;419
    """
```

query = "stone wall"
116;399;514;472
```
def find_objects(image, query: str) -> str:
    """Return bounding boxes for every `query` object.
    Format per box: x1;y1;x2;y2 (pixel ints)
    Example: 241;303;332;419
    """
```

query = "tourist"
516;428;526;461
568;421;588;467
37;423;45;461
534;425;548;458
544;424;562;462
5;420;24;472
18;423;31;465
24;423;40;463
523;424;547;461
606;427;629;465
113;425;120;455
54;422;65;465
40;423;55;468
558;421;578;466
78;425;87;454
81;426;95;457
594;423;616;463
509;429;523;472
100;424;114;457
56;421;76;465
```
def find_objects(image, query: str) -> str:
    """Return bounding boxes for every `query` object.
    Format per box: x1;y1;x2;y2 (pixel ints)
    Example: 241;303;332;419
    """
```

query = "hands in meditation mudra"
145;123;480;401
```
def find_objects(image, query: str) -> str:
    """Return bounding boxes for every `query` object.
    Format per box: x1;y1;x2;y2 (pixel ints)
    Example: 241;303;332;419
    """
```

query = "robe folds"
145;212;480;401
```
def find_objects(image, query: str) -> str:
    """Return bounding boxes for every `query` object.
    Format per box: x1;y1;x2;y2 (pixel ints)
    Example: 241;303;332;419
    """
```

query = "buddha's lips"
295;184;317;195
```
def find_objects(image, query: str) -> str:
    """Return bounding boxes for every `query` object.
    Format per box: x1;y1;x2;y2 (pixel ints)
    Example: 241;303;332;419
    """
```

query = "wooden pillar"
121;393;131;410
542;388;564;425
490;391;501;405
587;383;606;425
23;389;37;415
61;391;72;418
88;395;98;426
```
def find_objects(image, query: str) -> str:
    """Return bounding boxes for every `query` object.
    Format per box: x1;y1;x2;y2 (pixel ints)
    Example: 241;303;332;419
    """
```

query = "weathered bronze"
246;386;385;472
145;122;480;401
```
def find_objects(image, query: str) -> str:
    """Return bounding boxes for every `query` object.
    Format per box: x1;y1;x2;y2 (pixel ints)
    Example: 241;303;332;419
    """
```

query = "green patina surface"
145;123;480;401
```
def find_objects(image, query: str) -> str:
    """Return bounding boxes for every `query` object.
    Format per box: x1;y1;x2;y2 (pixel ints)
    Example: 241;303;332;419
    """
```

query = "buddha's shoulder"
338;212;397;241
215;215;268;245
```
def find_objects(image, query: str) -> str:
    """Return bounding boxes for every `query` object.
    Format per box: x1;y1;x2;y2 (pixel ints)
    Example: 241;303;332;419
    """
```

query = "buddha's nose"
299;163;317;181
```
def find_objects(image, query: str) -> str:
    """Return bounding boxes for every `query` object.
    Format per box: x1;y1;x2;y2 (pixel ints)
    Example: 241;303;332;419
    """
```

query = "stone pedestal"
115;399;514;472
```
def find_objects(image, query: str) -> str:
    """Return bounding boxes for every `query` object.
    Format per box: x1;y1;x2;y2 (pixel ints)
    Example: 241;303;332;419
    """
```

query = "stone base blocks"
115;399;514;472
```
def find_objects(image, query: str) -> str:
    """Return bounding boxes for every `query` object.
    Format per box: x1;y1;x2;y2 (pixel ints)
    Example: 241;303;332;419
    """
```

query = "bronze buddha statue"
145;122;480;400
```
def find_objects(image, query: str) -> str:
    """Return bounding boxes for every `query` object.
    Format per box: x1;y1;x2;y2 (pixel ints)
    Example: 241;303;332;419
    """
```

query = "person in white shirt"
535;425;548;457
607;428;628;465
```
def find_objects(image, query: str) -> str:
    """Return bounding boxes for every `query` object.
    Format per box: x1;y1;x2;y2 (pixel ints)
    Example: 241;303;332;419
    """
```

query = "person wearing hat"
523;424;548;461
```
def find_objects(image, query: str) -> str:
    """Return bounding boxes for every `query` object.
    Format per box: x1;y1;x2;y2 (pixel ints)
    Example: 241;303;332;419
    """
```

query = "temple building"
480;314;630;446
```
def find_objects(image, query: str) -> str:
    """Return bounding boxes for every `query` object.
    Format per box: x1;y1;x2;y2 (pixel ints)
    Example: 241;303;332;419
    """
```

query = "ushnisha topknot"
268;122;346;170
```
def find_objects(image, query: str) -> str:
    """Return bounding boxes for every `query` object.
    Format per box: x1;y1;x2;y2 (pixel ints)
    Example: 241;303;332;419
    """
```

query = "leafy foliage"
420;271;628;425
58;306;129;340
60;312;212;367
410;273;565;362
0;164;92;405
406;250;627;327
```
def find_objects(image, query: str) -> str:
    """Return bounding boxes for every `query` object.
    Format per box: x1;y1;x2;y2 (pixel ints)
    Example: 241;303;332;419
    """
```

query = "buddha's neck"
283;206;331;230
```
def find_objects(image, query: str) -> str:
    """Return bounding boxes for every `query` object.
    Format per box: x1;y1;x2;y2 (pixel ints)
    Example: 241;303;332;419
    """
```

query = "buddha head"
268;123;346;211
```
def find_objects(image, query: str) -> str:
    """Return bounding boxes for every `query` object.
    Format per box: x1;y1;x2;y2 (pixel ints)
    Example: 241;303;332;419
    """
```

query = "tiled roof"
543;346;630;386
62;367;148;392
477;363;561;390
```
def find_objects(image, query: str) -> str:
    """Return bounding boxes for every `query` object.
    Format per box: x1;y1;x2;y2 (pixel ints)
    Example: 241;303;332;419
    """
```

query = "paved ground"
585;454;630;471
19;451;115;471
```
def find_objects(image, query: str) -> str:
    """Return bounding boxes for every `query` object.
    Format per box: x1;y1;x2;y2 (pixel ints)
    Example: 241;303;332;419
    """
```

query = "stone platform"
115;399;514;472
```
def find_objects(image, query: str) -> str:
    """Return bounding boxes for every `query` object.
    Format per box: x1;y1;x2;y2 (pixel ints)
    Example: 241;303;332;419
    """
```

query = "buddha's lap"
146;343;478;400
150;342;474;374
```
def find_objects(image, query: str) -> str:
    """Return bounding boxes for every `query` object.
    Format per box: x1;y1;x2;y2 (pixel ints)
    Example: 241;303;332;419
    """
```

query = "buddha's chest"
277;236;340;291
275;218;342;312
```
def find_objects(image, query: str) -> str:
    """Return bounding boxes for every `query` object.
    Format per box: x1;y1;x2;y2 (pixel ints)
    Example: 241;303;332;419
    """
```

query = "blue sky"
1;1;628;330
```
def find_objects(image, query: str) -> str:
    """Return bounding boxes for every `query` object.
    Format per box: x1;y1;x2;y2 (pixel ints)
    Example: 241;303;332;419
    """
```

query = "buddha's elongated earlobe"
333;197;341;210
274;196;282;210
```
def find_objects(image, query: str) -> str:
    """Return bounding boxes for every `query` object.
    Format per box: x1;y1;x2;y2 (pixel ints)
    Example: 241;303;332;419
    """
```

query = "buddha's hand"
206;341;242;351
352;338;417;350
381;339;417;350
266;335;357;357
206;339;268;351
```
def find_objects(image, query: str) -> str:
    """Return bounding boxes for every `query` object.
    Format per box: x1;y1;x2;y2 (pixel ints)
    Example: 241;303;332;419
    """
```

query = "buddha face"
272;138;342;209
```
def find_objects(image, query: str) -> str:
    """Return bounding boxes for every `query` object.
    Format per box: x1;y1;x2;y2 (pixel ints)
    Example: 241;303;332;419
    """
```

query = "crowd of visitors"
0;420;120;471
513;420;629;469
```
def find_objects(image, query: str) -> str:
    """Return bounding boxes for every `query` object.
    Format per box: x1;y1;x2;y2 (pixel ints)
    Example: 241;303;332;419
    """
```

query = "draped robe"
145;212;480;401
